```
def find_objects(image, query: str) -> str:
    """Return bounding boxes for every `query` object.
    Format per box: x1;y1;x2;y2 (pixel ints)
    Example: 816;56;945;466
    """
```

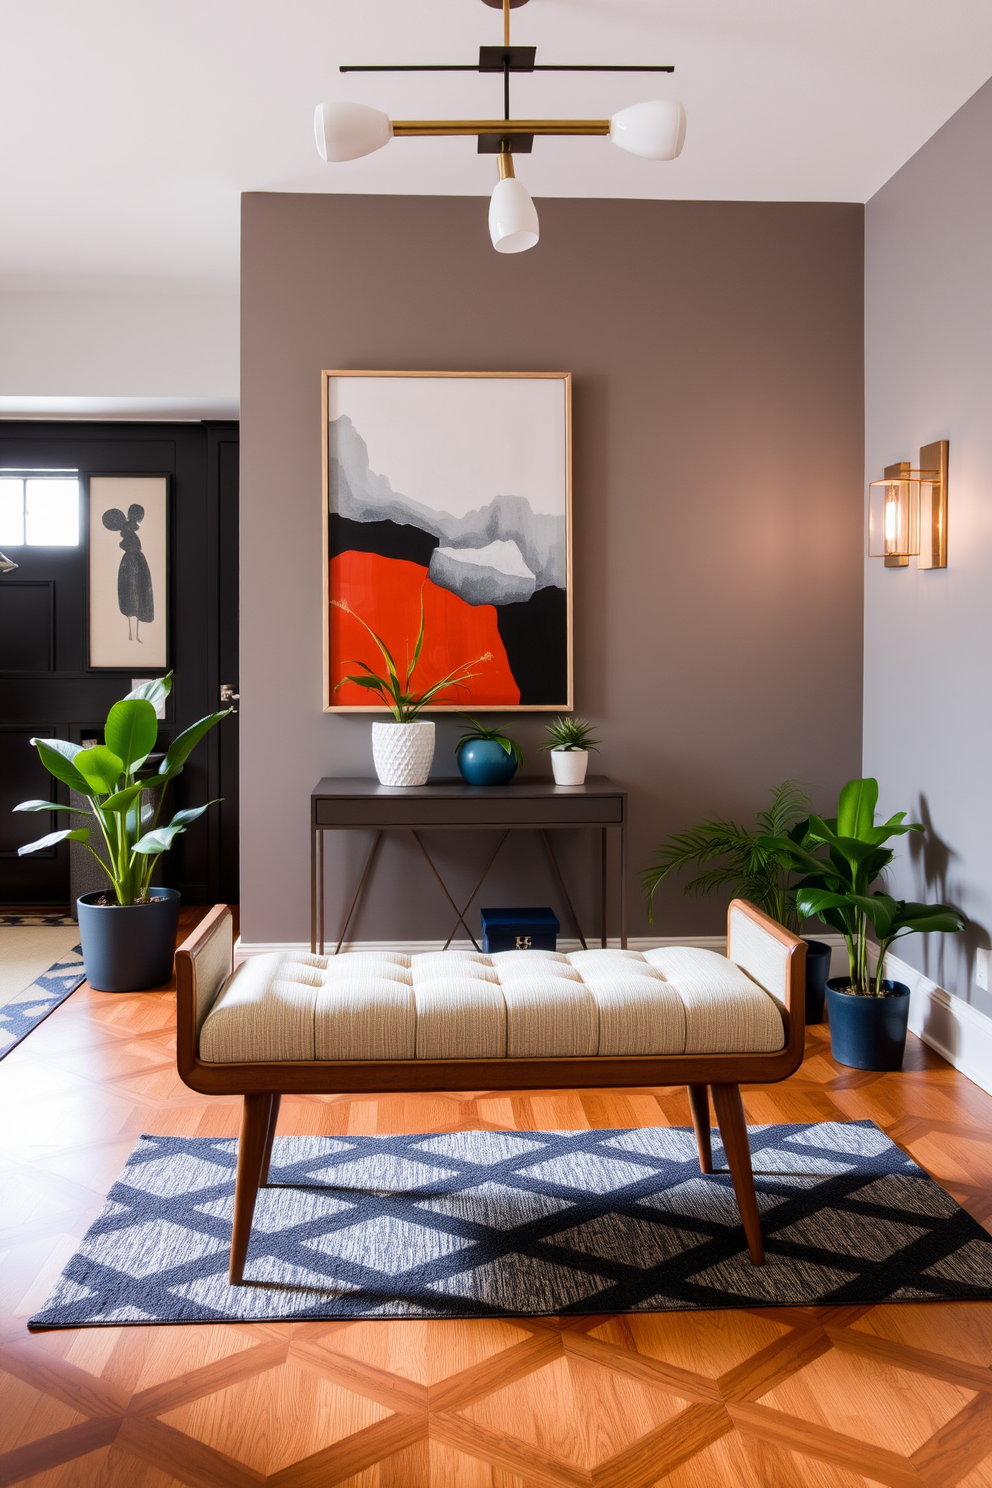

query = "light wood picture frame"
322;370;573;712
87;475;169;671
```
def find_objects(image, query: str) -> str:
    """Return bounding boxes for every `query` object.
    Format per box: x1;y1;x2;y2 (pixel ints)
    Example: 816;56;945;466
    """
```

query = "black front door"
0;421;239;906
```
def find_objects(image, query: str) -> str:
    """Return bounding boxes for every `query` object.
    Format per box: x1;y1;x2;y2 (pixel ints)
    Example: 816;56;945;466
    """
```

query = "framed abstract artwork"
322;371;572;711
87;475;169;670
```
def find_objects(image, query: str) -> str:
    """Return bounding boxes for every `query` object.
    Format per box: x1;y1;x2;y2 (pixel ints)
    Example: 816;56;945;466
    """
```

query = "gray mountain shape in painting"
429;540;537;607
329;414;565;591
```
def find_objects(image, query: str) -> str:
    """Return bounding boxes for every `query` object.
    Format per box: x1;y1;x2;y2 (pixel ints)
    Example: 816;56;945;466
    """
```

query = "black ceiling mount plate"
478;132;534;152
480;0;530;8
479;45;536;72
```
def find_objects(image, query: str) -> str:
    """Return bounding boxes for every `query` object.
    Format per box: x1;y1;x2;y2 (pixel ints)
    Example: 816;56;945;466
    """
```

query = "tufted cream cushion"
199;944;786;1064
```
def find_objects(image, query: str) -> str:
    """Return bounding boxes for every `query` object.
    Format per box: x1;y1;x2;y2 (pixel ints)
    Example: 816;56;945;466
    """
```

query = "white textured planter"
550;748;589;786
372;720;435;786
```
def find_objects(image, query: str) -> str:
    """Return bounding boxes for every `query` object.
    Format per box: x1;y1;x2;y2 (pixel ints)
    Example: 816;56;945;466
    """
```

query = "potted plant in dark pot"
762;777;964;1070
641;780;834;1023
455;716;523;786
14;674;230;993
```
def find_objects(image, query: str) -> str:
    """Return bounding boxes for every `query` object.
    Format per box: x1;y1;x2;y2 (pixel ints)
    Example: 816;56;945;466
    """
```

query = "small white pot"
550;748;589;786
371;720;435;786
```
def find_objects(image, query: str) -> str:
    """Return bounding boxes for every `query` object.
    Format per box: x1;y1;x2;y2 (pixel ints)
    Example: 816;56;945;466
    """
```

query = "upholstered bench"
176;899;806;1283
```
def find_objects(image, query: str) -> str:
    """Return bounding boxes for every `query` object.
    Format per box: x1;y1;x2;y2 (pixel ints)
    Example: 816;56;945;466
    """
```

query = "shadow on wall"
909;793;989;990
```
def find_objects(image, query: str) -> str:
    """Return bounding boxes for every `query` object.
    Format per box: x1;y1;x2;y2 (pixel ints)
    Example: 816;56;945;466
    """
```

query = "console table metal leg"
310;820;318;955
316;827;325;955
601;827;608;948
541;830;587;951
412;831;483;950
620;820;628;949
335;830;383;956
442;830;509;950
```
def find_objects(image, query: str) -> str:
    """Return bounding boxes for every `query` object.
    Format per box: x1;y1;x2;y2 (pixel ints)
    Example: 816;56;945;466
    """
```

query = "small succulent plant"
541;716;600;752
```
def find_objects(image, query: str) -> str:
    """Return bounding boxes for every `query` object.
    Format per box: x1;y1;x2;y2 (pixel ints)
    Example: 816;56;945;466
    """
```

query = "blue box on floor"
480;907;559;953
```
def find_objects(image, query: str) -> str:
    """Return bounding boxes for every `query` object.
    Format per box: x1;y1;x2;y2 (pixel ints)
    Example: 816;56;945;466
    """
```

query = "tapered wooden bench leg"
687;1084;713;1173
230;1093;274;1285
711;1083;764;1266
258;1093;282;1187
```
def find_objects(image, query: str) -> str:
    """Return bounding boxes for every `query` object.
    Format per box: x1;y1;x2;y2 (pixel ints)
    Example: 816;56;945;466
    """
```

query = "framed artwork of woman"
88;475;169;669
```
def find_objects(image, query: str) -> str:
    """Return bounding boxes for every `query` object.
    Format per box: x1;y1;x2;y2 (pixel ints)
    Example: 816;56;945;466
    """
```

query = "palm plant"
642;779;811;927
332;589;490;721
14;674;228;906
759;777;964;996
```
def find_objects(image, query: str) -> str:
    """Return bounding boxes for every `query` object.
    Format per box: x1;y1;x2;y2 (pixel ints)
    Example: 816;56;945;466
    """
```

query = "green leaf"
132;825;184;855
837;777;878;838
101;782;150;813
74;745;124;795
158;711;229;779
18;827;91;855
105;698;159;775
13;799;91;814
124;673;172;712
131;802;215;855
32;738;92;795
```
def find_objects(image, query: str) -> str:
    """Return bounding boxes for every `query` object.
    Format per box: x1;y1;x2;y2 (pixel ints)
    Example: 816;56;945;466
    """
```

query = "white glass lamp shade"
610;100;687;160
314;101;392;162
488;177;539;253
868;477;921;558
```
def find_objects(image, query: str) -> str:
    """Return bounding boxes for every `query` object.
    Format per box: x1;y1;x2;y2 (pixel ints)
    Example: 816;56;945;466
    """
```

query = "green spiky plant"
759;776;964;996
541;716;600;752
14;674;229;906
455;716;524;767
332;589;490;721
641;779;812;928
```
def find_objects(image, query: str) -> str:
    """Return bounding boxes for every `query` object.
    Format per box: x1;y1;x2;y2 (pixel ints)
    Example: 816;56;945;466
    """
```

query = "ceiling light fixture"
315;0;686;254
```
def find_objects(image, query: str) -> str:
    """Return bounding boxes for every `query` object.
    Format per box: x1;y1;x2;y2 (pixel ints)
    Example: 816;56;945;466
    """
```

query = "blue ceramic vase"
457;739;518;786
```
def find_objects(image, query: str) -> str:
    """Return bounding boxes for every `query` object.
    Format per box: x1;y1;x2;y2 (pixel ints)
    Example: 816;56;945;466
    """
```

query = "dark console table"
310;776;628;955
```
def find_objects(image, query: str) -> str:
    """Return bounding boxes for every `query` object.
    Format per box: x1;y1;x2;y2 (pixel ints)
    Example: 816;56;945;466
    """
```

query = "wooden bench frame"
176;899;806;1284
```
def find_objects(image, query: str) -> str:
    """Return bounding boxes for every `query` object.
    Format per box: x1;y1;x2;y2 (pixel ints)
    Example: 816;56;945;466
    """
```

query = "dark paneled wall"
240;193;864;945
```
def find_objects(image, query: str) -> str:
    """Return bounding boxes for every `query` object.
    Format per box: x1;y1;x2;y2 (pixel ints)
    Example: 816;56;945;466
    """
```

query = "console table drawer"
314;795;624;828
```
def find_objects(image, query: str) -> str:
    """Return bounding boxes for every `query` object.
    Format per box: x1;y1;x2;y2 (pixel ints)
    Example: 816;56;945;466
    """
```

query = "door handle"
220;684;240;712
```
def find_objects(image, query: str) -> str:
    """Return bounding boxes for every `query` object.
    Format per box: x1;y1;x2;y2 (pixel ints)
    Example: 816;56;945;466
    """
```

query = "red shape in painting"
329;551;520;707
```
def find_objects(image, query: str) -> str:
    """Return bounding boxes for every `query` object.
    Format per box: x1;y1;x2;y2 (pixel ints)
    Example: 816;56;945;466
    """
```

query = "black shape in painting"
102;505;154;643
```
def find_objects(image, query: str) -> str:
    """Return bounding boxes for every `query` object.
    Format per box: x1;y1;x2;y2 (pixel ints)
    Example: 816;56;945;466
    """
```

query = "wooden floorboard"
1;905;991;1486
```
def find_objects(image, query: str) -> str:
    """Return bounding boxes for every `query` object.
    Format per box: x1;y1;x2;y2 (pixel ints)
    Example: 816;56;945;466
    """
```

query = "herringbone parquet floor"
2;910;991;1487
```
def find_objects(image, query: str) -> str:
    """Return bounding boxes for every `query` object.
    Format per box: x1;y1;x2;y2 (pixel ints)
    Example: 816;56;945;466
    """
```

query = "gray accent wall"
240;193;864;947
864;78;992;1017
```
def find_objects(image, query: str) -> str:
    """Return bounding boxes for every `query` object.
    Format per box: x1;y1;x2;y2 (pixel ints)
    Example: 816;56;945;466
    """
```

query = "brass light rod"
340;63;675;72
391;118;611;136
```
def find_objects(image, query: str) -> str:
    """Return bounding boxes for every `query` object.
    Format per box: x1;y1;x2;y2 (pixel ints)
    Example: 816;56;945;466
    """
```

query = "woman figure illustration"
102;504;154;642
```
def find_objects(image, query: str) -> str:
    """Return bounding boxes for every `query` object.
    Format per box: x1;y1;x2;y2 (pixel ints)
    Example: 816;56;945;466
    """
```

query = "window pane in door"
25;479;79;545
0;479;24;545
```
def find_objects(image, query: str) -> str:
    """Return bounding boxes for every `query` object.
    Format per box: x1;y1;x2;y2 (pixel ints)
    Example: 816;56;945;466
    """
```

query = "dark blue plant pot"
825;977;911;1071
77;887;181;992
457;738;518;786
803;939;832;1024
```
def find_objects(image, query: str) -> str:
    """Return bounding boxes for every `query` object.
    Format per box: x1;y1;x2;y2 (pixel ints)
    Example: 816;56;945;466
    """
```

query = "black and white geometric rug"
0;915;85;1059
29;1120;992;1328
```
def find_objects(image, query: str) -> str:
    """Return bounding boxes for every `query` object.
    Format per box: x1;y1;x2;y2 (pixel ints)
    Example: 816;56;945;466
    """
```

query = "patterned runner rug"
0;916;85;1059
30;1120;992;1327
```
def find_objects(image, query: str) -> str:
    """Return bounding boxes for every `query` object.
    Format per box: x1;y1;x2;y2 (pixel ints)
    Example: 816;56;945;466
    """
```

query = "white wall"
0;290;239;416
864;78;992;1018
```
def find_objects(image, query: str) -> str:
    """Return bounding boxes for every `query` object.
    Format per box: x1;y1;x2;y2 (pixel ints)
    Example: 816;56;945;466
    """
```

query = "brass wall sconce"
868;439;948;569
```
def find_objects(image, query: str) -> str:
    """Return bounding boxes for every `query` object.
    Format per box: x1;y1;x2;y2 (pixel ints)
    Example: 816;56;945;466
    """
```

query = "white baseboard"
234;934;727;962
881;949;992;1097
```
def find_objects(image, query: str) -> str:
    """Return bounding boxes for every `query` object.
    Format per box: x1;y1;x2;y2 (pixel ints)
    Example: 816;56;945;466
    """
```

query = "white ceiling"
1;0;990;290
